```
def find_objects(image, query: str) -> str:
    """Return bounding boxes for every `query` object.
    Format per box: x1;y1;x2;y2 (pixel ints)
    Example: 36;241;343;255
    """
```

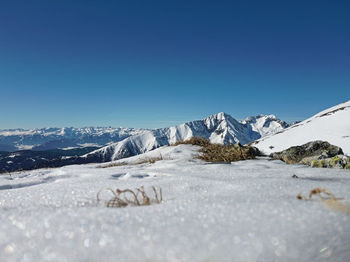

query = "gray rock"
270;141;344;165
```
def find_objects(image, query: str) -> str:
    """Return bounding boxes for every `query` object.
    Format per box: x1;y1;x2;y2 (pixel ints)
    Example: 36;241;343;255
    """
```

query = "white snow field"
254;100;350;156
1;145;350;262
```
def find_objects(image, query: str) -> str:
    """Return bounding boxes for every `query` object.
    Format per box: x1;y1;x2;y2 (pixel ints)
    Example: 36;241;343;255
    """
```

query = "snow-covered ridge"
84;112;288;162
253;100;350;155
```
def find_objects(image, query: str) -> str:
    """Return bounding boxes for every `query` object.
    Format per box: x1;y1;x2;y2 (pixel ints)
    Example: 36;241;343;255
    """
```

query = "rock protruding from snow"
271;141;343;164
253;100;350;155
271;141;350;169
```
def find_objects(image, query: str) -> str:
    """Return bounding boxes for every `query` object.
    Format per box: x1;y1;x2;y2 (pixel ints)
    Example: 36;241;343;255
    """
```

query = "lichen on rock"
270;141;350;169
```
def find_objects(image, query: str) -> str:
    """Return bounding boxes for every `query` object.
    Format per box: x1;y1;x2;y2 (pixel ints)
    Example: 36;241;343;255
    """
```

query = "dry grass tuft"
98;156;164;168
173;137;260;163
172;137;211;147
134;156;164;165
97;186;163;208
98;162;129;168
297;187;350;215
199;143;260;162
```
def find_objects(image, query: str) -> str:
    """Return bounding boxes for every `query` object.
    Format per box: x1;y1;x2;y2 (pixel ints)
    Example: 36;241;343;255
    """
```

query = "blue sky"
0;0;349;129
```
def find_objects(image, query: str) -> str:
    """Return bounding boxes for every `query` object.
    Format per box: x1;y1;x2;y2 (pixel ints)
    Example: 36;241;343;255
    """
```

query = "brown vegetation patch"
199;143;260;162
173;137;261;163
98;162;129;168
98;156;164;168
97;186;163;208
172;136;211;147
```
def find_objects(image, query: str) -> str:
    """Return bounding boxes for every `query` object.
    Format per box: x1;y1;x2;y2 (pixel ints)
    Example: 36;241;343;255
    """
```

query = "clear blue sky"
0;0;349;129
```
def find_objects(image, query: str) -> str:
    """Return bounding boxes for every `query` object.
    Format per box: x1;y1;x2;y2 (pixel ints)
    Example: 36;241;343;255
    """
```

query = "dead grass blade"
152;186;163;203
308;188;336;200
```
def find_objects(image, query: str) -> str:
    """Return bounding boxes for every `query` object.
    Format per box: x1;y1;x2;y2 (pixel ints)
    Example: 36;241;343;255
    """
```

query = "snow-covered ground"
1;145;349;262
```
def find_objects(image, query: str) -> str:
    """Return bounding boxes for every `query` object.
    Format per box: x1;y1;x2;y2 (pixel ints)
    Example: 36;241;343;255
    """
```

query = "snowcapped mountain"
0;113;289;171
242;114;289;137
83;112;288;162
252;100;350;155
0;127;147;151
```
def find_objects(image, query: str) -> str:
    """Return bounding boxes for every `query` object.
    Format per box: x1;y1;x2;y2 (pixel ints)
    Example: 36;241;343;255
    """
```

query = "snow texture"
1;145;349;262
254;100;350;156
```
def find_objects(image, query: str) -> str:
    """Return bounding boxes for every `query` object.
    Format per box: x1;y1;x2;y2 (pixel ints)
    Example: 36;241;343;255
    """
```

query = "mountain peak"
206;112;232;121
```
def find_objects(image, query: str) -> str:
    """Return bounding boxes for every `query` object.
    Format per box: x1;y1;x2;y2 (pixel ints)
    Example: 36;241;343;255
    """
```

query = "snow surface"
254;100;350;156
1;145;349;262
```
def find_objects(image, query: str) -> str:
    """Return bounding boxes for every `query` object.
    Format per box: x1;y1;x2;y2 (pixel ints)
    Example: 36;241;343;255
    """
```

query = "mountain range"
0;127;146;152
82;113;289;162
0;113;288;172
2;99;350;174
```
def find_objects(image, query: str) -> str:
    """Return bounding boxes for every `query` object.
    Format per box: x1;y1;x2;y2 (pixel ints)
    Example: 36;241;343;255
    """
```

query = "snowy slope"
1;144;349;261
253;100;350;155
84;112;287;162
